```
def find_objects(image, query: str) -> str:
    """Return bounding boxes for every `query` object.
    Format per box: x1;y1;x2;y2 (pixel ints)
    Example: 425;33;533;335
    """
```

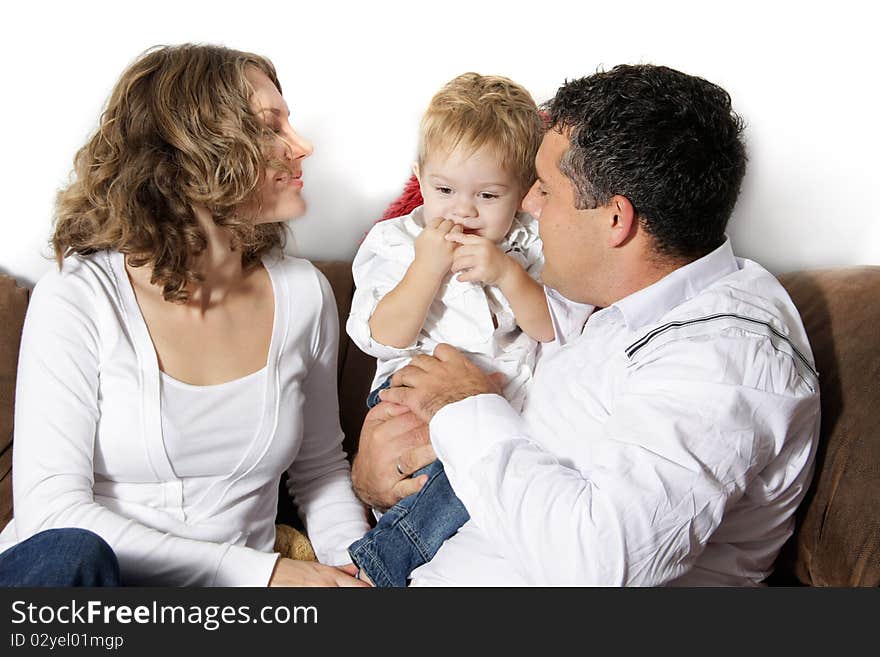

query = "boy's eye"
436;187;453;195
479;192;499;200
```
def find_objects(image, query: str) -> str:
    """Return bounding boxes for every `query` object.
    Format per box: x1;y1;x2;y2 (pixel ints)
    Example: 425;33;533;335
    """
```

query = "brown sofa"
1;263;878;585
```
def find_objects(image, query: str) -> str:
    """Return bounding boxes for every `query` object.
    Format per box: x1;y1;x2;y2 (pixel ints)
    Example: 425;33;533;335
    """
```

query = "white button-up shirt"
347;206;544;410
412;239;821;586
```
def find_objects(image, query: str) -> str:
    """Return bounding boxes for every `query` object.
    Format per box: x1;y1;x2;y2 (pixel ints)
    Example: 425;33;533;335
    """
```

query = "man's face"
523;130;607;304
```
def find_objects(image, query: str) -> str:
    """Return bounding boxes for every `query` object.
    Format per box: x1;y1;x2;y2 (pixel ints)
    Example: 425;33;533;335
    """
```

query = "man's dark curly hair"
544;64;747;260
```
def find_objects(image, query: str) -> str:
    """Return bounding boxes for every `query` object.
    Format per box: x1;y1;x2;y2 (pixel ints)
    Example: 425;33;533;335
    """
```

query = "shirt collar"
501;212;538;251
612;238;739;330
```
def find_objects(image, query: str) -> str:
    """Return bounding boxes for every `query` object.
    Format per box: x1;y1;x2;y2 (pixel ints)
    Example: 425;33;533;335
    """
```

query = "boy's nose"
451;199;477;219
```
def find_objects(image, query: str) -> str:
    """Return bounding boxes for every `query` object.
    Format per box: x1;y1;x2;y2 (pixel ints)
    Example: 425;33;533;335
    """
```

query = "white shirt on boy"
346;206;544;411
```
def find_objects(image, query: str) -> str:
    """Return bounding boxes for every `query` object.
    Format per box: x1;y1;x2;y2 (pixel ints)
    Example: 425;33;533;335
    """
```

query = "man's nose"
523;182;542;218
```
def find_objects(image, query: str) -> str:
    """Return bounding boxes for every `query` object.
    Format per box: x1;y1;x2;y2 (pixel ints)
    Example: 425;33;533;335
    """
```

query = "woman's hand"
268;558;370;587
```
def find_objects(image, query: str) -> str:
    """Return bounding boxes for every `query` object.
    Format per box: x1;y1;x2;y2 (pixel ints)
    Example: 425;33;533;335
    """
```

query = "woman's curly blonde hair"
53;43;290;303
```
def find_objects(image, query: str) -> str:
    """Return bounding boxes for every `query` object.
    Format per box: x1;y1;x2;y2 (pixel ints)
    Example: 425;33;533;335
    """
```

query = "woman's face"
247;68;313;223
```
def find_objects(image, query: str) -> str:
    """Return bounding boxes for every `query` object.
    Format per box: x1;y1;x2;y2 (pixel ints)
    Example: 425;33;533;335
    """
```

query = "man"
351;64;820;586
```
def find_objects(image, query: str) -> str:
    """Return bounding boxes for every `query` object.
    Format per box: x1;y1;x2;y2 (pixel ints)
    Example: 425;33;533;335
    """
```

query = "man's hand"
414;217;463;278
380;344;505;423
268;558;370;587
351;402;437;511
446;232;515;287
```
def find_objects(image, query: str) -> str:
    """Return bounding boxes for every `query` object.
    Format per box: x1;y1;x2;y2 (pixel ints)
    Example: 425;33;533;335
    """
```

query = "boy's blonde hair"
418;72;543;193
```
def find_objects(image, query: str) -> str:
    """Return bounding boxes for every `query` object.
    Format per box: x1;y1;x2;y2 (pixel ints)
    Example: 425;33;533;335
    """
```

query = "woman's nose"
282;129;313;161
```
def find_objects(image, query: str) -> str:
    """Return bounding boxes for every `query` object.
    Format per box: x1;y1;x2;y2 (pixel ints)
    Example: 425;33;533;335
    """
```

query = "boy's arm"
496;261;554;343
368;217;461;349
368;261;446;348
448;233;554;343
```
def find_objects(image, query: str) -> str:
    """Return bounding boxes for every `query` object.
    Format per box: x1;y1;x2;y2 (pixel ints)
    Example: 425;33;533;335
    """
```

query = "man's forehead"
537;130;571;177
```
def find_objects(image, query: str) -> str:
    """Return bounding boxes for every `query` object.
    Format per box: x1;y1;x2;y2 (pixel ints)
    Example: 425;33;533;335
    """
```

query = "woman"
0;44;370;586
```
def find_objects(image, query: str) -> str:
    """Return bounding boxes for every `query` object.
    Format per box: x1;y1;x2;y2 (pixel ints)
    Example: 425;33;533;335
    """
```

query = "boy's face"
416;144;524;243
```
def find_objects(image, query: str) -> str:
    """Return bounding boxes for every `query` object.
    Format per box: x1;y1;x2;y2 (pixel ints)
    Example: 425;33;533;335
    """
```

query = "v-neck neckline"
108;250;286;498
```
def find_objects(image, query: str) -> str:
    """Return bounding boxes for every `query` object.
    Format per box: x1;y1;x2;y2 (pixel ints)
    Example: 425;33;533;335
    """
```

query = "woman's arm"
13;266;291;586
286;268;372;565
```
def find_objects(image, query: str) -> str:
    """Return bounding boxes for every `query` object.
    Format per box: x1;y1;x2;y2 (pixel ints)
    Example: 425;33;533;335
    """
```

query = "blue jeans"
0;528;121;587
349;378;470;587
365;377;392;408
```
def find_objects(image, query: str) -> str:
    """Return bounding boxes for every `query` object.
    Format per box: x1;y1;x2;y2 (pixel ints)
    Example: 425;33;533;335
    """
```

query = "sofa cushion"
776;267;880;586
0;276;29;528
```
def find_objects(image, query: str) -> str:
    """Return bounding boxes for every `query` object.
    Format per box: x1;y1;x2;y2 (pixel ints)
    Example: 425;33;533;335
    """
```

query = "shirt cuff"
318;547;357;567
430;393;529;483
346;297;422;361
213;544;281;587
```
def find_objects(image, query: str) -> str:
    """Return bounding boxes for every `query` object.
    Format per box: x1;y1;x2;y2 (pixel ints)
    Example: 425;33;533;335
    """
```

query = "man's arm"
381;343;819;585
350;402;435;511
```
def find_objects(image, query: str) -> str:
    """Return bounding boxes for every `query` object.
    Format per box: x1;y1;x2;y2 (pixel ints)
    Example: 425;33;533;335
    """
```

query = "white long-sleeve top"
412;239;821;586
0;250;370;586
346;206;544;410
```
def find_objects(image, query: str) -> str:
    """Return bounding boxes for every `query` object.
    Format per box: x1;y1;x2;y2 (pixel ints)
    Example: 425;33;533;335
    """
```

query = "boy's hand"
447;232;515;287
414;218;463;278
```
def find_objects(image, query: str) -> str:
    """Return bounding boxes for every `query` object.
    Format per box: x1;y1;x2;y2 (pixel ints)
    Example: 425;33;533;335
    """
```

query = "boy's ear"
412;162;421;185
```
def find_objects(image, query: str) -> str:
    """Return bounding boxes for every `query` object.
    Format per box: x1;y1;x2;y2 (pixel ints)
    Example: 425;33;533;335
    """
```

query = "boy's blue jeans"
349;378;470;587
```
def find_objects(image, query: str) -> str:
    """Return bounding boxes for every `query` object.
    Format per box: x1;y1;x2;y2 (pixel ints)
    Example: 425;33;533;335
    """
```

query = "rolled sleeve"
347;221;423;361
214;545;281;587
347;284;422;361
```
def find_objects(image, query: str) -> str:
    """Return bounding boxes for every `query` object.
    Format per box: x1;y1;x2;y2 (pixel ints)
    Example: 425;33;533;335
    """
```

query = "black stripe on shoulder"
625;313;818;379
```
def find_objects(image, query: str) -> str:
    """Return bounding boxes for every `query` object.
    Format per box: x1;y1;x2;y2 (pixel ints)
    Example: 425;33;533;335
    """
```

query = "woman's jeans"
0;528;121;587
349;378;470;587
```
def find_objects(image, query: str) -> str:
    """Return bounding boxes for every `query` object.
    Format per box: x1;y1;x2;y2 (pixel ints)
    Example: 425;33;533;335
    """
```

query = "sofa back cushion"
0;276;29;527
1;264;877;585
312;262;376;460
775;267;880;586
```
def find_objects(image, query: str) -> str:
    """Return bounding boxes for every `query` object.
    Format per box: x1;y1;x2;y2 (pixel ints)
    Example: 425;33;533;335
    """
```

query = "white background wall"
1;0;877;286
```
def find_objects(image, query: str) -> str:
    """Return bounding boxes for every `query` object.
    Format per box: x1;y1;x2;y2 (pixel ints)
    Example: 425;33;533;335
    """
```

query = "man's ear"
607;195;637;248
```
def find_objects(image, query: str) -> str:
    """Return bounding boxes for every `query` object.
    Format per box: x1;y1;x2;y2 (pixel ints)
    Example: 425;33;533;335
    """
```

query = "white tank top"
160;368;266;478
